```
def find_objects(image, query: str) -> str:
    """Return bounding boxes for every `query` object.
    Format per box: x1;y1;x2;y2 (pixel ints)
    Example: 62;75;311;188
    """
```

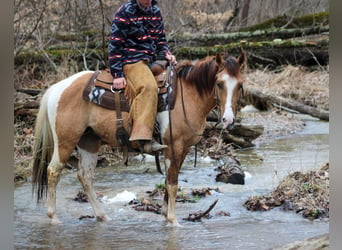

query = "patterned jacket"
108;0;170;78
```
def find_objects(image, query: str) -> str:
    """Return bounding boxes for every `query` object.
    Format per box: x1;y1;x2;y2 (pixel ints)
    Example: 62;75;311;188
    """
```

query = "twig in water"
183;199;219;222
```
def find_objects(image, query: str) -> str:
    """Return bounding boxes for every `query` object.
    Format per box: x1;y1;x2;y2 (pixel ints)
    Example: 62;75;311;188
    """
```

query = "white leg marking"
47;159;65;224
221;73;238;128
77;147;110;221
167;184;180;226
162;158;171;217
157;111;170;140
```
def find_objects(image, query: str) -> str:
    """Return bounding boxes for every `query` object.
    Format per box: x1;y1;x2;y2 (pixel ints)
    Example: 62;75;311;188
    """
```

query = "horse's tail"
32;89;54;203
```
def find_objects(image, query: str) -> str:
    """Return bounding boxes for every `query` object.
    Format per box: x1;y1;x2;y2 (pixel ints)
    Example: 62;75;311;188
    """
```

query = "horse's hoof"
167;218;181;227
96;214;112;222
47;212;61;224
51;216;62;225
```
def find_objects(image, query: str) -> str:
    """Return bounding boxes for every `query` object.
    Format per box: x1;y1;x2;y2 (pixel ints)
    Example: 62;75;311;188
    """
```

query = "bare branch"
98;0;107;65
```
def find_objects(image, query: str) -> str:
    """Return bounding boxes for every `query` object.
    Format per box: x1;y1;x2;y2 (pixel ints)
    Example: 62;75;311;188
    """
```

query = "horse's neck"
179;80;216;121
198;93;216;117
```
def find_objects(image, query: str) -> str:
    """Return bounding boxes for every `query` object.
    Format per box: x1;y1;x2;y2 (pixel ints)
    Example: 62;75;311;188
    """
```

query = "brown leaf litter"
243;163;329;220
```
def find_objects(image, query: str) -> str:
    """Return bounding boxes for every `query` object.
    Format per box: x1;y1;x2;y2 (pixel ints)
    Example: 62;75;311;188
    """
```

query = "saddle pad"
82;68;177;112
82;70;130;112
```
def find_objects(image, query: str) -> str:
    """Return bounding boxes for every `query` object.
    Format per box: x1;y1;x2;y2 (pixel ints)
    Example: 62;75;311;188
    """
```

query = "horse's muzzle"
221;117;235;129
227;118;235;130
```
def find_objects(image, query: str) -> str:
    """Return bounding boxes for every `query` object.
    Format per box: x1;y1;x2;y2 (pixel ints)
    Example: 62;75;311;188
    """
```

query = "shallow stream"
14;118;329;249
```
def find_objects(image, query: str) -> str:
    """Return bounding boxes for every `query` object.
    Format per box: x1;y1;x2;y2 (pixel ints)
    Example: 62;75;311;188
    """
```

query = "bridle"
213;70;245;123
212;66;225;127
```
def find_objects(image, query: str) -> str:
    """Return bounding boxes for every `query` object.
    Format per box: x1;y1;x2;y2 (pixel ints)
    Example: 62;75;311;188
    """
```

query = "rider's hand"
112;77;126;90
165;52;177;65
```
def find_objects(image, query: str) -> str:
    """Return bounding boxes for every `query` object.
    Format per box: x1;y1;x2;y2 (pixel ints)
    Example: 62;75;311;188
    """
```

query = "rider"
108;0;177;153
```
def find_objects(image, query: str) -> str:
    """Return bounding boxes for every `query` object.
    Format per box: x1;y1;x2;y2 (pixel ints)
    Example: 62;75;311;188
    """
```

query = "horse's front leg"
165;181;180;226
162;153;187;226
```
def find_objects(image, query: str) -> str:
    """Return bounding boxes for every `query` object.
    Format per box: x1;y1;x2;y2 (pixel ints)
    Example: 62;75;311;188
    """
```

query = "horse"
32;52;245;226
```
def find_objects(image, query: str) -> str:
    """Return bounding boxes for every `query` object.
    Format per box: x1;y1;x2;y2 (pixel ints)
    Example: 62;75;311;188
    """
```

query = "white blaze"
221;73;238;128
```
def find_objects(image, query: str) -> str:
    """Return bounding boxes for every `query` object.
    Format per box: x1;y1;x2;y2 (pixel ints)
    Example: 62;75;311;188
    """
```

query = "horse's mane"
176;56;219;97
224;56;241;79
176;55;241;97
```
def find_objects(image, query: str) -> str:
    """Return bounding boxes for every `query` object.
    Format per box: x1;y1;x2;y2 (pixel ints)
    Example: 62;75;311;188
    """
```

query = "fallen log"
206;121;264;148
175;38;329;67
16;88;42;96
14;108;38;118
169;26;329;47
14;99;40;118
244;87;329;121
14;100;40;110
215;156;245;185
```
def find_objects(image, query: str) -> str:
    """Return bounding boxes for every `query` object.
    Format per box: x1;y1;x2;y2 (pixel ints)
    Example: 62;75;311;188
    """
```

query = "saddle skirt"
82;62;177;113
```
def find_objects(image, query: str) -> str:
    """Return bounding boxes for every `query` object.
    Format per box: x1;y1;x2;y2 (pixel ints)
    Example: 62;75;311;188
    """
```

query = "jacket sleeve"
108;11;129;78
155;11;170;60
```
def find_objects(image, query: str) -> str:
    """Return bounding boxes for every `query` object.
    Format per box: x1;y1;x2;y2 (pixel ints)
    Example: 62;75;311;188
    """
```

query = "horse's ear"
215;53;224;67
237;52;247;69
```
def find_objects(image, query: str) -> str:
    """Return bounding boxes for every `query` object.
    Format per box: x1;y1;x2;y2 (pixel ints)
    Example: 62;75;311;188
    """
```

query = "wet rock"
282;200;294;211
78;215;95;220
129;198;162;214
73;190;103;203
191;187;220;197
273;234;329;250
73;190;88;202
215;211;231;216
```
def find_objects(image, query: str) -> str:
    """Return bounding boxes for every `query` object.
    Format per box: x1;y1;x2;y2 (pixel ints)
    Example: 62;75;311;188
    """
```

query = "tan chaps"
123;61;158;141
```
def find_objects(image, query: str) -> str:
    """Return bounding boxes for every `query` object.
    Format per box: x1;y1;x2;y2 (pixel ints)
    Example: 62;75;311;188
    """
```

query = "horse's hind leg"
77;132;110;221
47;148;74;224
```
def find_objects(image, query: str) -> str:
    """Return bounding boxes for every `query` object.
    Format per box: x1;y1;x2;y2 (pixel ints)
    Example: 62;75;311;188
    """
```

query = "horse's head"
214;53;245;129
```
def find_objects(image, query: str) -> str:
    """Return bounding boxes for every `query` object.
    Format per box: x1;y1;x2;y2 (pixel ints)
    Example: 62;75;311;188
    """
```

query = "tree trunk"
241;0;251;26
224;0;242;31
244;87;329;121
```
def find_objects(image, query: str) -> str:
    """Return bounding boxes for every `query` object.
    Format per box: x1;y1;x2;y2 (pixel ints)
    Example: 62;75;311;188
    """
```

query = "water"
14;120;329;250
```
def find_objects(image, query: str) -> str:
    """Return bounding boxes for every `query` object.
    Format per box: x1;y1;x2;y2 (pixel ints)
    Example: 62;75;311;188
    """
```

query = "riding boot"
138;139;168;154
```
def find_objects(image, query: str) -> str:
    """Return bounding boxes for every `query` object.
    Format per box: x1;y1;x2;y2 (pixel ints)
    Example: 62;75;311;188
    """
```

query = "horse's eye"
216;81;223;89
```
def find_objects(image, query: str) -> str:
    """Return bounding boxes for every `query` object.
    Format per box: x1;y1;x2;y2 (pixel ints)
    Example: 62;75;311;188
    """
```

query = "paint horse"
32;53;245;226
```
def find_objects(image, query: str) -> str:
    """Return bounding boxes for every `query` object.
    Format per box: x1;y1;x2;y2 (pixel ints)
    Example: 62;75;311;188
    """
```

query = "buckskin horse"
32;53;245;226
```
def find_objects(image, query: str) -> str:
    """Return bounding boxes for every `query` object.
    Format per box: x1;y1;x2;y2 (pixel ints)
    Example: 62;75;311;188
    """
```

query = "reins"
166;63;179;171
178;72;204;169
154;62;178;175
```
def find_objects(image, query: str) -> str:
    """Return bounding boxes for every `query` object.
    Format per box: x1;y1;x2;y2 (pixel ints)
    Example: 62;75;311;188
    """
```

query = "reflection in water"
14;121;329;249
